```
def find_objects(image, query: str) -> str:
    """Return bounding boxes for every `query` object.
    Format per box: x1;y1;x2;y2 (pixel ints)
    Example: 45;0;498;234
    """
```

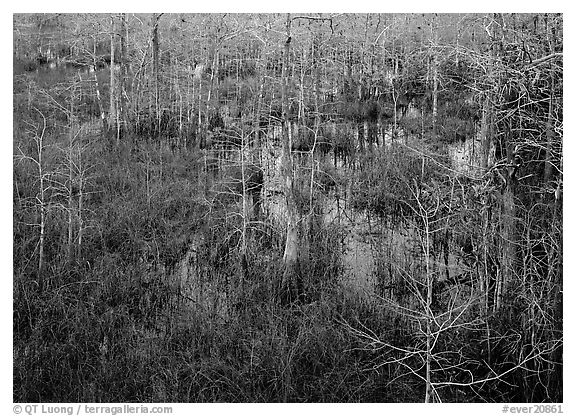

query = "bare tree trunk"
38;152;45;288
33;109;48;289
197;73;203;147
109;17;116;141
479;96;493;171
39;194;45;285
392;83;398;141
77;154;84;260
206;46;220;145
544;52;556;183
151;13;161;135
240;130;248;287
186;65;192;149
494;13;519;309
280;14;299;303
298;47;305;124
500;123;519;311
118;13;127;142
424;213;433;403
67;84;75;264
253;42;267;164
313;33;322;161
92;40;108;133
431;15;439;134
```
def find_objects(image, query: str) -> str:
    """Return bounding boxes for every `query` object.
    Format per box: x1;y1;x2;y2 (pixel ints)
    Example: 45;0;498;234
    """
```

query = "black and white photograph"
12;11;563;404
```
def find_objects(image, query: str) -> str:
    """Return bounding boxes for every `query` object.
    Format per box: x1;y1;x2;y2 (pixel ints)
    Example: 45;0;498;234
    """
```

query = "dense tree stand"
13;13;562;403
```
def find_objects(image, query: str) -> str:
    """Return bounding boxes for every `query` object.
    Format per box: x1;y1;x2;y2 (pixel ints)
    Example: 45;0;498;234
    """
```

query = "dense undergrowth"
13;136;406;402
14;135;560;402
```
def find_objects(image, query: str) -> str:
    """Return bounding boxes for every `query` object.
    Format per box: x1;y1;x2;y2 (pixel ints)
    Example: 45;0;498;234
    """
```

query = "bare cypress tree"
430;14;439;134
118;13;127;141
108;15;116;143
151;13;162;135
280;14;300;303
108;13;127;145
16;108;49;289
